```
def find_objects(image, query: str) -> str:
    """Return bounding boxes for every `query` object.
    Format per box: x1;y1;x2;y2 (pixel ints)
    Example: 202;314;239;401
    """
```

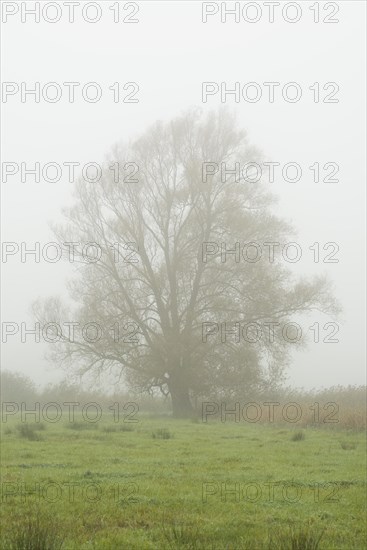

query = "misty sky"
1;1;366;390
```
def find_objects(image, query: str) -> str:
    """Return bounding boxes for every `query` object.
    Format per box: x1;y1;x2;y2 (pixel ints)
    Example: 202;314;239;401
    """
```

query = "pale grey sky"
1;1;366;389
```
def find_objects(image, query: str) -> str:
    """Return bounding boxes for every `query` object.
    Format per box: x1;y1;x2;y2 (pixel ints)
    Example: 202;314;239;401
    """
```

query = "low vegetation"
1;409;365;549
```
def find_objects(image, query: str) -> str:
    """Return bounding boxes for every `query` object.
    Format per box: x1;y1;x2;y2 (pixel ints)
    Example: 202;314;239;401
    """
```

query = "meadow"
0;405;366;549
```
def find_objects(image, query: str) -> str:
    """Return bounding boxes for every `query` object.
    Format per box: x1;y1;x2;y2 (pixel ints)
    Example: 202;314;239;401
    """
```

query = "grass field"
0;412;366;549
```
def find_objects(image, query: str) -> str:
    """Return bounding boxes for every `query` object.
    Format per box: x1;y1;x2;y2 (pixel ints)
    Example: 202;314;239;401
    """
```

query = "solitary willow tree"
34;109;338;417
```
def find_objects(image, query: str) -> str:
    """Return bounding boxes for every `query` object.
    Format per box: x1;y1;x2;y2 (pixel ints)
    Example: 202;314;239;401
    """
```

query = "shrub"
101;424;134;432
291;430;305;441
119;423;134;432
66;421;98;430
33;422;46;431
16;424;43;441
102;425;119;433
340;441;357;450
152;428;174;439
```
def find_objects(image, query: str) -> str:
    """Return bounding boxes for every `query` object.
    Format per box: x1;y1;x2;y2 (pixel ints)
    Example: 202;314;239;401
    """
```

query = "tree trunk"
168;371;194;418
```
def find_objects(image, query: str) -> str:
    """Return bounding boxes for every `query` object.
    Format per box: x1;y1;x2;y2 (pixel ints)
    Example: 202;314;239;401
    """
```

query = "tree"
34;109;339;417
0;370;39;403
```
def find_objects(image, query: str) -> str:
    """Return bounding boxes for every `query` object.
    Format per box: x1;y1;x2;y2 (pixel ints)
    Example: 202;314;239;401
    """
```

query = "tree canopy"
34;109;339;417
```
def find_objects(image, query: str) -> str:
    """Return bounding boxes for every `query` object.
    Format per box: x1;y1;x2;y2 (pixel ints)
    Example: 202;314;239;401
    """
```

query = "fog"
1;0;365;391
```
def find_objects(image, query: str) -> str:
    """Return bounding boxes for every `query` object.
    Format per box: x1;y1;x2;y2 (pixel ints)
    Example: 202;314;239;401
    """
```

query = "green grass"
0;508;65;550
0;415;366;549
